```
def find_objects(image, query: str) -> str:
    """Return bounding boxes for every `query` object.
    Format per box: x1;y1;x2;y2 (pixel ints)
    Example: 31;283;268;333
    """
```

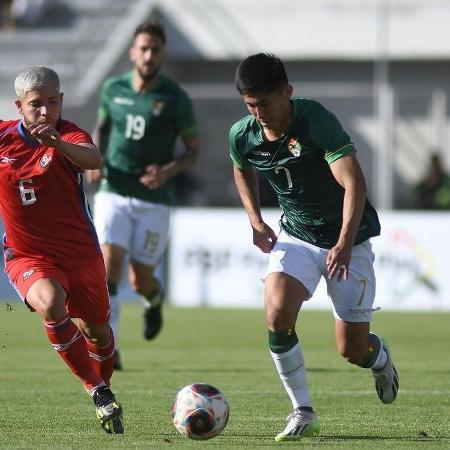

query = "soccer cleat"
372;339;399;404
93;386;124;434
275;408;320;442
113;349;122;371
143;298;163;340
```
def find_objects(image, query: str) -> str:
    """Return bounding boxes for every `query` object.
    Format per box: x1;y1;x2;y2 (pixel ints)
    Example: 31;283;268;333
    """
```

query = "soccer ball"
172;383;230;440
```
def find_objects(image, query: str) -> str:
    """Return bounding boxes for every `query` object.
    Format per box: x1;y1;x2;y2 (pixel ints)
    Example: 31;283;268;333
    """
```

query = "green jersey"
229;98;380;249
98;71;198;204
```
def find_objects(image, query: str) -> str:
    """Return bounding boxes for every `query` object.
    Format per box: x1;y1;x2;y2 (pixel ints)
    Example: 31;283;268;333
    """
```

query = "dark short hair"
133;19;166;44
235;53;288;95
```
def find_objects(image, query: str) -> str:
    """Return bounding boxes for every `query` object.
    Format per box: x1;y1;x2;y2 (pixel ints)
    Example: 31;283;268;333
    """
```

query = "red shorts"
5;253;110;324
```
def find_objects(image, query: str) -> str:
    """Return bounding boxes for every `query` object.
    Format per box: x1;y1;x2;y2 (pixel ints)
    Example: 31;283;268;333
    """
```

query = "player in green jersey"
230;53;399;441
88;20;199;370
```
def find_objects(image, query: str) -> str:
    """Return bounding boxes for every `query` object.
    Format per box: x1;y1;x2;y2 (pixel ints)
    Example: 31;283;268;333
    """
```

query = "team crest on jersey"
152;100;164;116
288;137;302;157
23;269;35;280
40;153;52;168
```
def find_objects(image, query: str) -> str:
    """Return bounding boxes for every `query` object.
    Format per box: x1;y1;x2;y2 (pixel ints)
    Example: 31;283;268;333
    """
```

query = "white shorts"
265;230;376;322
93;191;170;266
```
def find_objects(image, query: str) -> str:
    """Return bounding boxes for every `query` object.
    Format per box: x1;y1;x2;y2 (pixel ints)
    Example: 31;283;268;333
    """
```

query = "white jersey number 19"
125;114;146;140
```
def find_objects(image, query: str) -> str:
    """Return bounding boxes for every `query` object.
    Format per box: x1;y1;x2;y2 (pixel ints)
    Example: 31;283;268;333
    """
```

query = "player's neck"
133;73;160;93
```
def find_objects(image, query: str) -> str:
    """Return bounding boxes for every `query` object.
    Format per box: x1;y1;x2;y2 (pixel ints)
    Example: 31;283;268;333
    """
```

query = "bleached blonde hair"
14;65;60;99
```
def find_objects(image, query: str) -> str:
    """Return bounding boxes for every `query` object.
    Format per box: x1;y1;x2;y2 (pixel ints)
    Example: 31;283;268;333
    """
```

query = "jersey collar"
17;121;39;147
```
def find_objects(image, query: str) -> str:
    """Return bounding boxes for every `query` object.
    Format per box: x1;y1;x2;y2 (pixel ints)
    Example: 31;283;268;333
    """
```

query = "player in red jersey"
0;66;124;434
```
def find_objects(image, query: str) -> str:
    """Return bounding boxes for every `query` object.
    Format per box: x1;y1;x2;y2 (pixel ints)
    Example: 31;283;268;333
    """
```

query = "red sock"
44;316;104;391
85;327;115;387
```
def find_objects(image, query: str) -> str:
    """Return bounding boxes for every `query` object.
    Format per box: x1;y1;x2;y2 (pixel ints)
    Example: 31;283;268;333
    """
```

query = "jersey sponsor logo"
113;97;134;106
40;153;52;168
252;150;271;157
288;137;302;157
23;268;35;280
0;156;17;164
152;100;164;116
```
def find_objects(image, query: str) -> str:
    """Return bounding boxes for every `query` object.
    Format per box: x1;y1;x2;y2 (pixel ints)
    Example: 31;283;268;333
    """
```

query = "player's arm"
92;115;111;156
327;152;367;280
233;165;277;253
140;135;199;189
164;134;199;177
28;123;102;169
86;116;111;183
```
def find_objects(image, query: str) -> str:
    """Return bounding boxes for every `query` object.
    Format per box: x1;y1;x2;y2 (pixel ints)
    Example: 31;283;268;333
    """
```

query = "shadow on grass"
226;433;449;442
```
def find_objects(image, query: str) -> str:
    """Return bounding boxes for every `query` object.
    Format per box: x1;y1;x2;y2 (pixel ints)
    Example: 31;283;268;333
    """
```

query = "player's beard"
137;65;160;82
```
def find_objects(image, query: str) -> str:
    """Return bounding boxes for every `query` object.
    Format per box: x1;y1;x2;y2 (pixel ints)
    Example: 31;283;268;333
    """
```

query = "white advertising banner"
169;208;450;311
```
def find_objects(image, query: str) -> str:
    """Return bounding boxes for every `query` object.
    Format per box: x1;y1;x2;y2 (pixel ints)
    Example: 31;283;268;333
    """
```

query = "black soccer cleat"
143;302;163;340
93;386;124;434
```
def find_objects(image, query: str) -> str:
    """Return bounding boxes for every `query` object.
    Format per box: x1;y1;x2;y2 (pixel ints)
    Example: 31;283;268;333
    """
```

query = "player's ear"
59;92;64;103
129;46;135;63
15;99;23;115
286;84;293;98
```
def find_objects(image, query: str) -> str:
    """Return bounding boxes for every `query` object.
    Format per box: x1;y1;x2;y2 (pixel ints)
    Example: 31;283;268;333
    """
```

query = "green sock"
360;332;382;368
268;329;299;354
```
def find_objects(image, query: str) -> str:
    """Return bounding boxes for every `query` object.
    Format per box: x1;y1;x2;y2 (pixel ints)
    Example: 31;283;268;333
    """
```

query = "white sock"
142;288;162;309
371;347;388;370
270;342;312;409
109;294;120;350
87;382;107;397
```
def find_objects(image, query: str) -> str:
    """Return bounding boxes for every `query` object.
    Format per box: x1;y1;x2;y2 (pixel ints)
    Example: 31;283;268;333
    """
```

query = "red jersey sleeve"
60;120;94;145
58;120;95;172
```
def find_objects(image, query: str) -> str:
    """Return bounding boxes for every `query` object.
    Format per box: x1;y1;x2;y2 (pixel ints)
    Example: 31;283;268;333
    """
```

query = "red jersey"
0;119;101;267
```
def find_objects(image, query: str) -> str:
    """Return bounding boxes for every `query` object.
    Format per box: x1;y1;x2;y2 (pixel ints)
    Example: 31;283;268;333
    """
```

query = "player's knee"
265;307;294;331
80;321;110;346
30;287;66;321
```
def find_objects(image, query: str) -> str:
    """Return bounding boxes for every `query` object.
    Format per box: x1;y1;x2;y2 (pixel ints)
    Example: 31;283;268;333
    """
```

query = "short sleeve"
61;122;93;145
229;123;251;169
97;80;111;122
308;103;355;164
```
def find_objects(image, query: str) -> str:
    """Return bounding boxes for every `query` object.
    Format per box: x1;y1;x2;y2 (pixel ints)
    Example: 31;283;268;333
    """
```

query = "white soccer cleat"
372;339;399;404
275;408;320;442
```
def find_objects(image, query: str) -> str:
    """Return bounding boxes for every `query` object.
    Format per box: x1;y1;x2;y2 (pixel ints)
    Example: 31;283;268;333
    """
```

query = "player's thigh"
66;254;111;324
265;230;322;299
129;201;170;266
5;256;69;319
264;231;322;330
326;240;375;322
264;272;309;330
94;191;133;249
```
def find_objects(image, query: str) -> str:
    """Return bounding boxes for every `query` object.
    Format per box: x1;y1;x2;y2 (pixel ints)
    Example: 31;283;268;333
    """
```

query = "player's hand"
252;222;277;253
28;123;61;148
140;164;168;189
327;243;352;281
86;169;102;184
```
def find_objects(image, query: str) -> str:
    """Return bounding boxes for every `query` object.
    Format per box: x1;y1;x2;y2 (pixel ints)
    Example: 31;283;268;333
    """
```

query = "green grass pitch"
0;301;449;449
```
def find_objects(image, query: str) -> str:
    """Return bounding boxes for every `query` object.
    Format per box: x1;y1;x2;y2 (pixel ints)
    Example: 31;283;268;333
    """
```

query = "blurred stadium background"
1;0;450;310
